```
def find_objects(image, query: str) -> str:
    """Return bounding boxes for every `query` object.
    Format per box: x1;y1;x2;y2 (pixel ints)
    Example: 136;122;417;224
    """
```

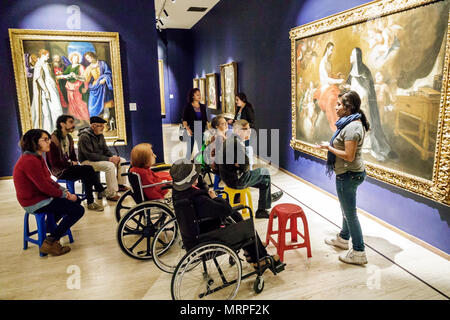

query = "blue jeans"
336;171;366;252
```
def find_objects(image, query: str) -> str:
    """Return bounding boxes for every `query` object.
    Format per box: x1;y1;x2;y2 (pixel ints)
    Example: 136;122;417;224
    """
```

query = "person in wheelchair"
129;143;172;201
169;160;282;268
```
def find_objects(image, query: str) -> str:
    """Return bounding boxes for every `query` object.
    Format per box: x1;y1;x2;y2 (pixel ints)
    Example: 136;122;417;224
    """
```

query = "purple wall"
185;0;450;253
0;0;165;172
158;30;194;125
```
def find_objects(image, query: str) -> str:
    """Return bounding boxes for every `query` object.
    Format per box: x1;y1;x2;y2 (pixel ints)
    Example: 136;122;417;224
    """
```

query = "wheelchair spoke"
128;234;145;252
172;243;242;300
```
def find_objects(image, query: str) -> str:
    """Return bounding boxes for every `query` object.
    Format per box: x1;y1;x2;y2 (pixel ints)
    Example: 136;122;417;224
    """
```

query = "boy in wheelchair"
170;160;283;269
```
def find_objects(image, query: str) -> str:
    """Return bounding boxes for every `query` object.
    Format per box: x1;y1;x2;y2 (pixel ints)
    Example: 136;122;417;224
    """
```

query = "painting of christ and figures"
290;0;450;204
9;29;126;145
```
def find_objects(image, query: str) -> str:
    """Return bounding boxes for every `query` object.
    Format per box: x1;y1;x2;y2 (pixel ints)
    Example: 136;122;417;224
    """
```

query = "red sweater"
13;152;64;208
129;167;171;200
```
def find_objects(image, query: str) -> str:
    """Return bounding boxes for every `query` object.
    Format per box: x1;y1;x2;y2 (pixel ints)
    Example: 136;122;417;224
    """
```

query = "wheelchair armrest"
142;181;172;189
152;164;171;172
121;172;133;177
232;205;253;218
232;205;246;211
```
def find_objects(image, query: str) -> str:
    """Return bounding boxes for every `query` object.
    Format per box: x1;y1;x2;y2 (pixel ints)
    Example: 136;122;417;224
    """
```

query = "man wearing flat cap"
77;116;128;201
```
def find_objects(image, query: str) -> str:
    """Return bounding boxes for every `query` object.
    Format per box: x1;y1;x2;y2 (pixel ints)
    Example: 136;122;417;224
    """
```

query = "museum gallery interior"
0;0;449;302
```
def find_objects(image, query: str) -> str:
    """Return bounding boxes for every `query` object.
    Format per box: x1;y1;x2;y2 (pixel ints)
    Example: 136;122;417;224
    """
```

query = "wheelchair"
116;170;174;260
115;163;172;223
168;192;286;300
150;188;230;274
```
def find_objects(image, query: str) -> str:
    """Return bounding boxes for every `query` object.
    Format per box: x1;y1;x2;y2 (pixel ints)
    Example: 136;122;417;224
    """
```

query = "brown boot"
39;238;71;256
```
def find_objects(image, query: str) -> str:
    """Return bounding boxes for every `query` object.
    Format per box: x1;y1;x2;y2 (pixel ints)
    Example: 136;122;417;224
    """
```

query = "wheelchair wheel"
171;242;242;300
253;275;264;294
115;190;136;223
151;218;185;273
117;201;174;260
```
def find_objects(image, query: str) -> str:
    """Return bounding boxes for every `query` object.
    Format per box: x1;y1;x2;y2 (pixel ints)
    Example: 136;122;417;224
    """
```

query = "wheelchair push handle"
113;139;125;156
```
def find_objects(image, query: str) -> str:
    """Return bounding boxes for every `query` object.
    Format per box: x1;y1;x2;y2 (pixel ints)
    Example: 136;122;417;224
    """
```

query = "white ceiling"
154;0;220;29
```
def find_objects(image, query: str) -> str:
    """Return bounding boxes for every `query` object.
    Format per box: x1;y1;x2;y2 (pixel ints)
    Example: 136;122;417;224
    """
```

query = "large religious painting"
206;73;218;109
290;0;450;204
199;77;206;105
220;62;238;118
9;29;127;145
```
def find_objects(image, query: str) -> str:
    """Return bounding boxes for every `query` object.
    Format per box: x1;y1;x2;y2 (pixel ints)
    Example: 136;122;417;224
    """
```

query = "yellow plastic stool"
224;186;253;219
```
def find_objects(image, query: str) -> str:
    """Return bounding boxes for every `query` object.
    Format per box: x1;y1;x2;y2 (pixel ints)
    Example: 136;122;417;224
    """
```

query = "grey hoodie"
77;127;113;163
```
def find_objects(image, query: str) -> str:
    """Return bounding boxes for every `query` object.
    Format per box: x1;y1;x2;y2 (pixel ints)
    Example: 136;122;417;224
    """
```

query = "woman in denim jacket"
316;90;370;265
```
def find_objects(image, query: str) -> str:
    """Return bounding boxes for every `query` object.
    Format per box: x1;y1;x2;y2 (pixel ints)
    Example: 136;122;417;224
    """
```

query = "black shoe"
255;209;270;219
271;191;283;203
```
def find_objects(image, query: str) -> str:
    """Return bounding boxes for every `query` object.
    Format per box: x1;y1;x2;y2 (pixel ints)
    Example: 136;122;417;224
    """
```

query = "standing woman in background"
182;88;208;159
228;92;255;130
316;90;370;265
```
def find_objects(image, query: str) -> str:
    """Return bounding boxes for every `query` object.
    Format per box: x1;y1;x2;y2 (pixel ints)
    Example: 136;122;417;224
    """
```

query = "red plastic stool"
265;203;312;262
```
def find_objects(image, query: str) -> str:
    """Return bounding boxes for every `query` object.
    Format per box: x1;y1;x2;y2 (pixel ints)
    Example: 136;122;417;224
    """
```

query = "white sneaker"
339;248;368;265
325;234;349;250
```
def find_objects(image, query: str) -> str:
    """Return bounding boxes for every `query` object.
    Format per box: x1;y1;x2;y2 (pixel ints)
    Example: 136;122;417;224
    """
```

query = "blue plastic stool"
23;212;74;257
57;179;86;200
213;175;223;190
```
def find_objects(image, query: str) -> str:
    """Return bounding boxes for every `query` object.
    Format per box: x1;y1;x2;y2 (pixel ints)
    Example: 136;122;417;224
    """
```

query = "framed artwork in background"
199;77;206;105
158;59;165;116
9;29;127;145
220;62;238;119
205;73;218;109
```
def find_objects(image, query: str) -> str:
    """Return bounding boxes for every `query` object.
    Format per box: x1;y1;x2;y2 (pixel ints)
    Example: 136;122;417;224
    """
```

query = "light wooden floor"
0;125;449;300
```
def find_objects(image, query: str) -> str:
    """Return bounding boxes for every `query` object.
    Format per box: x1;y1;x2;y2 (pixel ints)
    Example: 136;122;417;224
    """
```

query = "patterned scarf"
326;113;361;177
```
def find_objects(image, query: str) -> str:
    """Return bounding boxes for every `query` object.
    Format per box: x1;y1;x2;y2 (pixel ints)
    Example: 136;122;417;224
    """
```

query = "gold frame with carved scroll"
290;0;450;204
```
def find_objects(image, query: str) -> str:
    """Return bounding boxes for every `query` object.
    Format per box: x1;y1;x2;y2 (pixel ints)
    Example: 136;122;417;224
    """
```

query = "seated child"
129;143;171;200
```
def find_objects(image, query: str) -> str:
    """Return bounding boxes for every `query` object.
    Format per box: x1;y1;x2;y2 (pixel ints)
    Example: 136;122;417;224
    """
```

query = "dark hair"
338;90;370;131
236;92;253;109
187;88;200;104
323;42;334;56
55;114;74;140
211;115;225;129
20;129;50;153
56;115;74;131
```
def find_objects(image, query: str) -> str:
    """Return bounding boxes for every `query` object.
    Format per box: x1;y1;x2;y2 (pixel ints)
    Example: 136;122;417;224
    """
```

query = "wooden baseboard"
255;155;450;261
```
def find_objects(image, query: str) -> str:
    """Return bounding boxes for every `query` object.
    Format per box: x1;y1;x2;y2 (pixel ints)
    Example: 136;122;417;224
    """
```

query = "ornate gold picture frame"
158;59;165;116
220;62;238;119
199;77;206;105
9;29;127;145
205;73;218;109
290;0;450;204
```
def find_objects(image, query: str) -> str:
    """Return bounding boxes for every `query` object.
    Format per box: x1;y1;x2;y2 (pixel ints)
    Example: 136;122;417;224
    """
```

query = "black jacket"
233;104;255;128
77;127;113;163
172;186;234;250
217;134;249;188
182;103;208;133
